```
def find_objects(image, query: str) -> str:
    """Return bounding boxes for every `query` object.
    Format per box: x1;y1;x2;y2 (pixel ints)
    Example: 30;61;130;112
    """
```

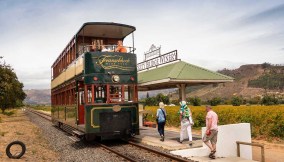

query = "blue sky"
0;0;284;89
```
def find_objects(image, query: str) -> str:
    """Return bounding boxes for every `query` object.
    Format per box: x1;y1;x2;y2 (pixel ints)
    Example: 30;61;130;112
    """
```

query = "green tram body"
51;22;139;140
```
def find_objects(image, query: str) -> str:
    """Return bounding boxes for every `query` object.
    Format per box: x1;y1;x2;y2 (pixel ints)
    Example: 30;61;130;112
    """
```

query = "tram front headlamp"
112;75;120;82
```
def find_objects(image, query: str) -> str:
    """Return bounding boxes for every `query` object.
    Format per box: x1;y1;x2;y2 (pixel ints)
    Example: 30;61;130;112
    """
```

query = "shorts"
203;130;218;144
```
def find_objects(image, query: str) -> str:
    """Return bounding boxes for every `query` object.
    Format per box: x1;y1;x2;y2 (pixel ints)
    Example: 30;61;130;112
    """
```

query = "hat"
159;102;165;108
180;101;187;106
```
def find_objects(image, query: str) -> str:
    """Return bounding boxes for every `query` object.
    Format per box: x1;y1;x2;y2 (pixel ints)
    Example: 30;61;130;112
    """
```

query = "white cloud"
0;0;284;89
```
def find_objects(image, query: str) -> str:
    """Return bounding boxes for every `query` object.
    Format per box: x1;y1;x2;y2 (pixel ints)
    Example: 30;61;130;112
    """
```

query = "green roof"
138;61;233;90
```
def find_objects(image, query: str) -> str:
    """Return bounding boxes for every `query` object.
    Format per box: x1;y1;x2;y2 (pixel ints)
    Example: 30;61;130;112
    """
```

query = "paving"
134;126;256;162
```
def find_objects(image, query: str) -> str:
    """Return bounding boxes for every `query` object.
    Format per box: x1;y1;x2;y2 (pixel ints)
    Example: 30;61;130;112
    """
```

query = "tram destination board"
137;50;179;71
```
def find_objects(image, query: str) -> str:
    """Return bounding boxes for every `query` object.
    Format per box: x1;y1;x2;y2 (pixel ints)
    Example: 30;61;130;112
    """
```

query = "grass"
15;131;24;135
2;110;16;116
30;105;51;112
0;131;8;136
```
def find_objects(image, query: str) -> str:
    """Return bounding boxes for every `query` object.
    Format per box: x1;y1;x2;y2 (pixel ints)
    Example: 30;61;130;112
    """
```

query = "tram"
51;22;139;140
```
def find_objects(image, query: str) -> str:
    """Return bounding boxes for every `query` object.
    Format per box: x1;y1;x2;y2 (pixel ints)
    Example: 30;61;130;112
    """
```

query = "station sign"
137;50;179;71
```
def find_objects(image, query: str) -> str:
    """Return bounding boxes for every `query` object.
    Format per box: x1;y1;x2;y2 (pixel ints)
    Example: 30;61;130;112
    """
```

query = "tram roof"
138;61;234;91
76;22;136;39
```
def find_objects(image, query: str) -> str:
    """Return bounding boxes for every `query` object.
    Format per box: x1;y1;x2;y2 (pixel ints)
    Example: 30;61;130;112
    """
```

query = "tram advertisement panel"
84;52;137;74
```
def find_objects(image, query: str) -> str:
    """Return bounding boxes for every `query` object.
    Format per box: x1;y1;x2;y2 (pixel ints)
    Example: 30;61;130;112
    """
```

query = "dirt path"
252;140;284;162
0;109;59;162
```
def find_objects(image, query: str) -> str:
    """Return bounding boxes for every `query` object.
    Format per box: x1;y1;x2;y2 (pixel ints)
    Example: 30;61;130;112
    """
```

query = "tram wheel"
84;134;96;141
6;141;26;159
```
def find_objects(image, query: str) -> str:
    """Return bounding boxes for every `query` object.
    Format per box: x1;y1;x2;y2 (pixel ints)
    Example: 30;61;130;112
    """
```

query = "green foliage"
248;73;284;90
145;105;284;140
261;62;272;69
145;93;170;106
145;97;157;106
170;99;180;106
208;97;222;106
2;110;15;116
0;57;26;113
261;95;279;105
248;96;261;105
156;93;170;104
231;96;243;106
187;97;201;106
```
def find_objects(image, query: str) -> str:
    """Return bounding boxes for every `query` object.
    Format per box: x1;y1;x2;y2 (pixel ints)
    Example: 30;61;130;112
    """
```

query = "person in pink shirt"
203;105;218;159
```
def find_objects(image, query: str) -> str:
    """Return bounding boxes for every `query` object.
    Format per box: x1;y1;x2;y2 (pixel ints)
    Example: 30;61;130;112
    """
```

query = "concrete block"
171;123;252;160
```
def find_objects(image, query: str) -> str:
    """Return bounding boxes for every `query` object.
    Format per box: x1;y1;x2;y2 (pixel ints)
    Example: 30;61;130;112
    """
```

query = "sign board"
144;44;161;61
137;50;179;71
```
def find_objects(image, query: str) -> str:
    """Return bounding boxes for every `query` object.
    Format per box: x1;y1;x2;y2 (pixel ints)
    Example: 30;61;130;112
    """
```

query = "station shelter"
137;60;233;101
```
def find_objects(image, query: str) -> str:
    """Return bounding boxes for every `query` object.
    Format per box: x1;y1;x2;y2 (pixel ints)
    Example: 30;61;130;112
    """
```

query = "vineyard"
144;105;284;140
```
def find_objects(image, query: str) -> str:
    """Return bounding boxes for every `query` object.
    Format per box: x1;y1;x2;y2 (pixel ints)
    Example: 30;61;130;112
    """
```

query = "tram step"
72;130;85;137
69;136;81;142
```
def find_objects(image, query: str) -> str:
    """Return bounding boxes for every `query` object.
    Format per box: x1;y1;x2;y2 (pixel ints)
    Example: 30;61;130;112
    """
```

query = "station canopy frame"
138;60;234;100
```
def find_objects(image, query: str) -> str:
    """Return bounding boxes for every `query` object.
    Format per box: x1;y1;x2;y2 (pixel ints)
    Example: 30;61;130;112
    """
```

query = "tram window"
86;85;93;104
79;88;84;104
124;85;136;102
95;85;106;103
109;85;122;103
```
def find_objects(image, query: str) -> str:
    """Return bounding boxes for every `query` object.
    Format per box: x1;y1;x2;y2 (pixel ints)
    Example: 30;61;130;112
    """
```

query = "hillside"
23;64;284;104
185;63;284;100
24;89;51;105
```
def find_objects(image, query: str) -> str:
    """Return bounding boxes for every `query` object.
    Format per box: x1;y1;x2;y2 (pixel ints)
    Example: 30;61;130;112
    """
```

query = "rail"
236;141;265;162
27;108;52;121
126;140;192;162
26;109;192;162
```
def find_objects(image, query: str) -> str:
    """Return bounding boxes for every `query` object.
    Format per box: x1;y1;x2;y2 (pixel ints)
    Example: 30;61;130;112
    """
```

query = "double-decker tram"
51;22;139;140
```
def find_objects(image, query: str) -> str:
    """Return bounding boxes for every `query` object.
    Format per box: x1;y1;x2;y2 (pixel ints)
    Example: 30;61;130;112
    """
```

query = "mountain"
184;63;284;100
23;64;284;104
24;89;51;105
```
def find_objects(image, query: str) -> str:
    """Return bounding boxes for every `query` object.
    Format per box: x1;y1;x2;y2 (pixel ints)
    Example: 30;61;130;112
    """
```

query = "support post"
181;84;186;101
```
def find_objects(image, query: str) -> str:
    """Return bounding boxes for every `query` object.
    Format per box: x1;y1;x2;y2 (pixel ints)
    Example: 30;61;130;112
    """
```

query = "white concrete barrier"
171;123;252;160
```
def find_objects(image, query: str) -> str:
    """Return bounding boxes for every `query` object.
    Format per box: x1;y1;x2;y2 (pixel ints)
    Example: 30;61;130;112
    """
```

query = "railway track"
26;108;192;162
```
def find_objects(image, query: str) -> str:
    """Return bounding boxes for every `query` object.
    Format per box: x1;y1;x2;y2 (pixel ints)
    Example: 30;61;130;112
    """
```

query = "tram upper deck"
51;22;136;89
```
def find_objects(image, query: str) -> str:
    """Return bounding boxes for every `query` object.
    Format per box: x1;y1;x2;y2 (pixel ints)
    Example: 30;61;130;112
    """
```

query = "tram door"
77;81;85;124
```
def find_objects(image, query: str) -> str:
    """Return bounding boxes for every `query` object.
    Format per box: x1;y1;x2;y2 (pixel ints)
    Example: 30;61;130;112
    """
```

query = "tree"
231;96;242;106
261;95;279;105
145;97;157;106
208;97;222;106
187;97;201;106
146;92;149;98
0;57;26;113
156;93;170;105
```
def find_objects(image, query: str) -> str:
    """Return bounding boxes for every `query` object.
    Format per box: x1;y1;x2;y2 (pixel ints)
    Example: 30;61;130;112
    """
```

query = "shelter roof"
138;61;234;91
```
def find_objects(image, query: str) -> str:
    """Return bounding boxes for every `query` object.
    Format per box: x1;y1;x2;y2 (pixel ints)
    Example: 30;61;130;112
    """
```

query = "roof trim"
76;22;136;38
139;78;233;86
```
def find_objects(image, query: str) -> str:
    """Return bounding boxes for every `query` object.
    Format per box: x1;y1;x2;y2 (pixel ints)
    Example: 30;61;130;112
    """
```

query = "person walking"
179;101;194;146
203;105;218;159
156;102;166;141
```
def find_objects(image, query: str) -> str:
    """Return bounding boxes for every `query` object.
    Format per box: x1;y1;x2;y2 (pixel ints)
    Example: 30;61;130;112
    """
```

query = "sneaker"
189;141;193;146
178;139;183;144
160;135;164;141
